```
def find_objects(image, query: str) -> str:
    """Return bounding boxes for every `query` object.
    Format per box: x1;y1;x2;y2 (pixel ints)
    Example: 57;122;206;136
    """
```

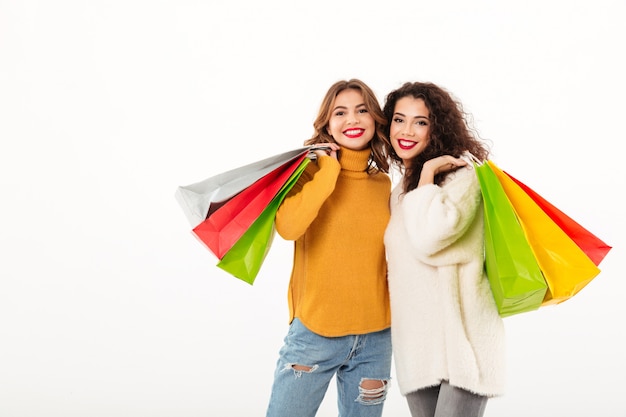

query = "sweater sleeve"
401;166;482;259
275;155;341;240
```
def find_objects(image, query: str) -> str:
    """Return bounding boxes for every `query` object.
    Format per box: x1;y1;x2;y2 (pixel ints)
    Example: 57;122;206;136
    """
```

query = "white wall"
1;1;624;416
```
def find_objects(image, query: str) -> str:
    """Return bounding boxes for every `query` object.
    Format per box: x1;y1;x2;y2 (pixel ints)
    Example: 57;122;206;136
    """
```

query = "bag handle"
461;151;482;166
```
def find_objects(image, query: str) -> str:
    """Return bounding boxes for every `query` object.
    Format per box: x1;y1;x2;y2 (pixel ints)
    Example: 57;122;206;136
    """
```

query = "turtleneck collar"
338;147;371;172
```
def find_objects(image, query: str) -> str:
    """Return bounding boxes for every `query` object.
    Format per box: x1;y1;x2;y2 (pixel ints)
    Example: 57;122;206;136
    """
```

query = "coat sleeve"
275;155;341;240
401;166;483;262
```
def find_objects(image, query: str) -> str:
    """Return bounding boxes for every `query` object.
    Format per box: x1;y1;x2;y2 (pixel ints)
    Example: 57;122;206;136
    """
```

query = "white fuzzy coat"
384;165;506;397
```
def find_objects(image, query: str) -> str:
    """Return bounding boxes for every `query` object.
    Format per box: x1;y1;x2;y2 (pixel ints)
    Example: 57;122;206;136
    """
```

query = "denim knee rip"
356;378;390;406
281;363;320;378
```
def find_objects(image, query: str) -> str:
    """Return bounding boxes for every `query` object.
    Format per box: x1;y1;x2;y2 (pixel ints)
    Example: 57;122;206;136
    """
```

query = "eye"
334;111;345;116
358;108;369;113
393;117;404;124
417;120;429;126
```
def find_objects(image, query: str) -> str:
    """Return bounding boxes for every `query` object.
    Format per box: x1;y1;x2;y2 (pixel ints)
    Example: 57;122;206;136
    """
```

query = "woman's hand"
310;143;341;160
418;155;468;186
425;155;468;175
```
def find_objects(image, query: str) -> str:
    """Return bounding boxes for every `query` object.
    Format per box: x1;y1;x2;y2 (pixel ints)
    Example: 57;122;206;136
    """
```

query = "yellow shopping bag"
487;161;600;305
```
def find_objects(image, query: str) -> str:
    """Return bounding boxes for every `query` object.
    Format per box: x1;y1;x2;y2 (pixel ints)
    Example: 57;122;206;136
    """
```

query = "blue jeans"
266;318;392;417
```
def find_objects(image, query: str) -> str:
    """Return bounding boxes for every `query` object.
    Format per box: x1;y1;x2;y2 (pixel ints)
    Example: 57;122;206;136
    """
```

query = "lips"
343;128;365;139
397;139;417;150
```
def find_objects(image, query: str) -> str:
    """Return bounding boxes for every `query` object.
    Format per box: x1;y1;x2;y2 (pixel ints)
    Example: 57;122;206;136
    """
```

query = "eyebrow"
333;103;367;112
393;111;429;119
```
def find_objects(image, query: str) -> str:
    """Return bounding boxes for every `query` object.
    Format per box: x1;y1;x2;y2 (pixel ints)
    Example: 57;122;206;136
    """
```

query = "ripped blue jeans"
266;318;392;417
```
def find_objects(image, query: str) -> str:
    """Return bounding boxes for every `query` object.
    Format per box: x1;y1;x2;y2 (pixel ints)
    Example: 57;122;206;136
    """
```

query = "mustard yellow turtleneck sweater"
275;147;391;337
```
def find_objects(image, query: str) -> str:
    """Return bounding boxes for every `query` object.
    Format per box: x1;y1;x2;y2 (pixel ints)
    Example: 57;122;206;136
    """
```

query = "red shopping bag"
192;151;309;259
216;158;310;284
504;171;612;266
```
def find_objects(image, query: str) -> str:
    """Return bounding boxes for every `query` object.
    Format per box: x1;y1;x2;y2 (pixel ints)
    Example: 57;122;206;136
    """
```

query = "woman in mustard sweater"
265;79;392;417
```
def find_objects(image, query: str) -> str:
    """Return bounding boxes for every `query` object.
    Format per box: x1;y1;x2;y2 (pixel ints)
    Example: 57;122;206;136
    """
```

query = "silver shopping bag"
175;147;311;227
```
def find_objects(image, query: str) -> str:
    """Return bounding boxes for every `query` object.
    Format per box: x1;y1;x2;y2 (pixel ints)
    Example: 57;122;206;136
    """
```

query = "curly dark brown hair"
304;79;389;174
382;82;490;192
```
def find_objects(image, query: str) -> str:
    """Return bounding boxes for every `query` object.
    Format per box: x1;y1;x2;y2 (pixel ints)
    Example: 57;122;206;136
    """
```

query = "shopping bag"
175;147;310;227
503;171;611;266
487;161;601;305
475;162;548;317
217;158;310;284
193;151;309;259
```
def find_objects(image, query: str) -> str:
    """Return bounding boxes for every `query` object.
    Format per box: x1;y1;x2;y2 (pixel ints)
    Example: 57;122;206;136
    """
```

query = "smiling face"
326;88;375;150
389;96;431;167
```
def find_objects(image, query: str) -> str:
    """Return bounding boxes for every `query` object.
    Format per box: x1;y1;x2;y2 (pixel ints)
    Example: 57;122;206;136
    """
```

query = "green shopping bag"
217;158;310;284
475;162;548;317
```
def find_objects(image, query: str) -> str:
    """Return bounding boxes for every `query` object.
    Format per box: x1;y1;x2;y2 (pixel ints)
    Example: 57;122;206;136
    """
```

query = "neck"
339;147;371;172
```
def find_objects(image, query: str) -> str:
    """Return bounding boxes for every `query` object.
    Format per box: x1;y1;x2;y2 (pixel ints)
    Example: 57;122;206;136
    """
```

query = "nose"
347;111;360;125
403;124;415;136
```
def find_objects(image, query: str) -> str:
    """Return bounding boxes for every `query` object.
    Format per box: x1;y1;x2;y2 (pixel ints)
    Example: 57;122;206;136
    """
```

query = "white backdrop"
1;1;624;416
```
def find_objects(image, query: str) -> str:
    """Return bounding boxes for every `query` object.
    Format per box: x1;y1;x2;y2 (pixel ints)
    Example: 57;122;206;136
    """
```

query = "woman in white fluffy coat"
382;82;505;417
